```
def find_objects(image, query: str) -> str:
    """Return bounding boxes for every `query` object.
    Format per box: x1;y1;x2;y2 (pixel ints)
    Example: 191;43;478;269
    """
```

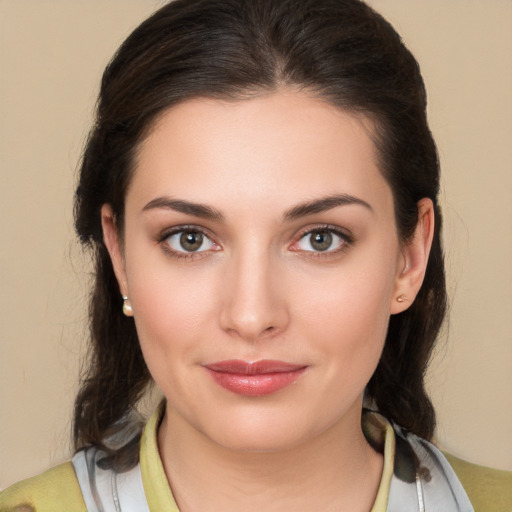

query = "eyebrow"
283;194;373;221
142;193;372;222
142;197;224;221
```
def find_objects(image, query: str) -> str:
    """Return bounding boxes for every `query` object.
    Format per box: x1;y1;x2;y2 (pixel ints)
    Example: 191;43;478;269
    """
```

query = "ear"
101;203;129;297
390;198;435;315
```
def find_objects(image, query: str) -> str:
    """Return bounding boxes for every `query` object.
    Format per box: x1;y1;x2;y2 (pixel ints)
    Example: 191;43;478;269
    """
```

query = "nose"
219;247;289;342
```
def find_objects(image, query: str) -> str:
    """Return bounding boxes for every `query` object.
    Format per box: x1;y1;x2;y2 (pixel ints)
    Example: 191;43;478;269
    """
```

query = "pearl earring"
122;295;133;317
396;294;408;303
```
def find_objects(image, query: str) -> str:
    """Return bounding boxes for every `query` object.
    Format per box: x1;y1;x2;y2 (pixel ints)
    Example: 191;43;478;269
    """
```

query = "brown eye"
180;231;204;251
309;231;333;251
165;229;215;253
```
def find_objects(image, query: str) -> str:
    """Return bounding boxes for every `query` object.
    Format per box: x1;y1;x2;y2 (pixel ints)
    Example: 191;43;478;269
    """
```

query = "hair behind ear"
73;243;151;471
367;203;446;439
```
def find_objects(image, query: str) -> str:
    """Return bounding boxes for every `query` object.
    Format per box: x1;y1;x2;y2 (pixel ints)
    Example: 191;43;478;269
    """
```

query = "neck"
158;402;383;512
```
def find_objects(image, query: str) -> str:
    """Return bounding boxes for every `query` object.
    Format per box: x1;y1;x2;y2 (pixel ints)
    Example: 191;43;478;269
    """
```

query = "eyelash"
158;224;354;261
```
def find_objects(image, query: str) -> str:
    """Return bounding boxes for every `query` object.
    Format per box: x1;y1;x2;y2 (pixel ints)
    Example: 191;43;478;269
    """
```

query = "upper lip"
204;360;307;375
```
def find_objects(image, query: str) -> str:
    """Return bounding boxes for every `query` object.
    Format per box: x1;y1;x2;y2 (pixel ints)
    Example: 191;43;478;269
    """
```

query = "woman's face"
104;91;422;452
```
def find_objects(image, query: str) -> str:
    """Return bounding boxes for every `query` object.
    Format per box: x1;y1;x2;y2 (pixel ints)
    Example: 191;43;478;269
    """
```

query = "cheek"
125;255;219;367
128;272;218;405
293;255;397;375
303;288;389;363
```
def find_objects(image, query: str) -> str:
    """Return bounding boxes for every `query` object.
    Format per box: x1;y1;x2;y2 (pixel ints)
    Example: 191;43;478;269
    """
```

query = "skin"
102;90;434;511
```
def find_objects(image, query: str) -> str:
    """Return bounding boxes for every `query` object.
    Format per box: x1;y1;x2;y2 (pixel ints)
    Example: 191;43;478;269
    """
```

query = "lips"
204;360;307;396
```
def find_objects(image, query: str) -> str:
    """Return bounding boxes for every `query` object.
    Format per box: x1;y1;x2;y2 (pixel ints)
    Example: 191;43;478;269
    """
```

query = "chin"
213;429;307;454
200;410;323;454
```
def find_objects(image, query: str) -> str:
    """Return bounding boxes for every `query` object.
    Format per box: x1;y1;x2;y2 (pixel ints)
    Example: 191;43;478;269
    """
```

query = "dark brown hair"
74;0;446;470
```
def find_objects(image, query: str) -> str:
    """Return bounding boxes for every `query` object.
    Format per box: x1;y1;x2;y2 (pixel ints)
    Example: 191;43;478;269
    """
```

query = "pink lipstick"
204;360;307;396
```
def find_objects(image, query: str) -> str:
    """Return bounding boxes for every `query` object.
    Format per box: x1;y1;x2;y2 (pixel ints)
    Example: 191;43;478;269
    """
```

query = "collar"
139;402;180;511
139;403;395;511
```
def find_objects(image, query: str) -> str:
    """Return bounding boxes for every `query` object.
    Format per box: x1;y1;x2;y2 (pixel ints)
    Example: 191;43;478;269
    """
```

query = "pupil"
311;231;332;251
180;231;203;251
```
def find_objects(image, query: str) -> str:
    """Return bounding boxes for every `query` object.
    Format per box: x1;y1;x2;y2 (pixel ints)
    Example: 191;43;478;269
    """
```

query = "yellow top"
0;462;87;512
443;452;512;512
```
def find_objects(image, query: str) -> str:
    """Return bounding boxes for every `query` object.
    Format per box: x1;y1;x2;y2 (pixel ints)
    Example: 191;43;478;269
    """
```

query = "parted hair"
74;0;446;470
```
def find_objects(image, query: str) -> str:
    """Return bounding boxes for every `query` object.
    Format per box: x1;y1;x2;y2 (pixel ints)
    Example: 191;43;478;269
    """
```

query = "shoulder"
0;462;86;512
444;452;512;512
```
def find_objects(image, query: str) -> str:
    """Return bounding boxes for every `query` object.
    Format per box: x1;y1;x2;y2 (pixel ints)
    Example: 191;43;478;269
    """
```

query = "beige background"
0;0;511;489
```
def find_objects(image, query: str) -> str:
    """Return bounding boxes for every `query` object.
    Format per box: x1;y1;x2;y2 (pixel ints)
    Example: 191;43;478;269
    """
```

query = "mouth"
203;360;308;397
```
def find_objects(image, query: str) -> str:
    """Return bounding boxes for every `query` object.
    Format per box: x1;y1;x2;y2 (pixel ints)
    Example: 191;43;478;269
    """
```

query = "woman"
1;0;509;510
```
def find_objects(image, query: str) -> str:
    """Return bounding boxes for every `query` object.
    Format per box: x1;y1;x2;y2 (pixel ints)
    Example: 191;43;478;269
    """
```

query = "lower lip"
206;368;307;397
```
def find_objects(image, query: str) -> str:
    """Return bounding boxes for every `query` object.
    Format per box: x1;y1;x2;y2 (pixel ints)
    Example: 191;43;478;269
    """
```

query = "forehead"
129;91;392;214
